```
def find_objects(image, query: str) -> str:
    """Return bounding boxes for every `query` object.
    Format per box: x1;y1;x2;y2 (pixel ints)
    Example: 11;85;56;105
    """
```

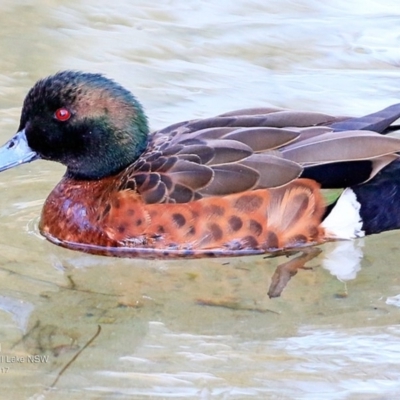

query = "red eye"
55;108;71;122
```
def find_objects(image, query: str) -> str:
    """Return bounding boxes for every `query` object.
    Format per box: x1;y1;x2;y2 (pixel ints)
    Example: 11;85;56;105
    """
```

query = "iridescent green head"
0;71;149;179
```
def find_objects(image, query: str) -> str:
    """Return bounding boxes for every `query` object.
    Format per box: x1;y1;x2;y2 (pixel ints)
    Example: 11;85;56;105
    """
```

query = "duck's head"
0;71;149;179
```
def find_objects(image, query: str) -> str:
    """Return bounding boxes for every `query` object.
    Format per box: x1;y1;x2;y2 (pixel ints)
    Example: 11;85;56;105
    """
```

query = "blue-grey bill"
0;130;39;172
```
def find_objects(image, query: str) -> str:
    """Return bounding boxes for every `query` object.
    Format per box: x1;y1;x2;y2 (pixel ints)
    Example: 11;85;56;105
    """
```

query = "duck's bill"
0;130;39;172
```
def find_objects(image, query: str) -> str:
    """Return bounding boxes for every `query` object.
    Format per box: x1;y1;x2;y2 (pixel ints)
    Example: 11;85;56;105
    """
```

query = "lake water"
0;1;400;399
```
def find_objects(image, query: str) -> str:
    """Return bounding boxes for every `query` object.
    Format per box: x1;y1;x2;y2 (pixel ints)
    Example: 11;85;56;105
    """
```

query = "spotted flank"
40;176;325;257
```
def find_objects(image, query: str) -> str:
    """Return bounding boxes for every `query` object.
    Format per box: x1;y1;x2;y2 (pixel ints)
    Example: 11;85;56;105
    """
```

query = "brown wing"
118;106;400;203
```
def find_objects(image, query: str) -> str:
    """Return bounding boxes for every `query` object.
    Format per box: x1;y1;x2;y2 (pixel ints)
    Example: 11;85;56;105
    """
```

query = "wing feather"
116;105;400;203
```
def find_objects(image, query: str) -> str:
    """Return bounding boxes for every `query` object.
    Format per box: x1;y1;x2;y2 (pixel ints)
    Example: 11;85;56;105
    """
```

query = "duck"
1;70;400;259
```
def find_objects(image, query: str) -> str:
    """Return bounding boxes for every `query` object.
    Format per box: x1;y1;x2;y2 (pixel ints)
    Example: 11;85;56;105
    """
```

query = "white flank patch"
321;188;365;239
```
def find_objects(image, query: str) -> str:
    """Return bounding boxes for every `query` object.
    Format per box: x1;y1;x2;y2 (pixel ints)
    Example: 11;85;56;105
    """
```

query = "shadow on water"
1;225;400;398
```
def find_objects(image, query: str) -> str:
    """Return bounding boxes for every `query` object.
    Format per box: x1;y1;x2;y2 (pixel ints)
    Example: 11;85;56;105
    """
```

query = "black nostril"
7;140;15;149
